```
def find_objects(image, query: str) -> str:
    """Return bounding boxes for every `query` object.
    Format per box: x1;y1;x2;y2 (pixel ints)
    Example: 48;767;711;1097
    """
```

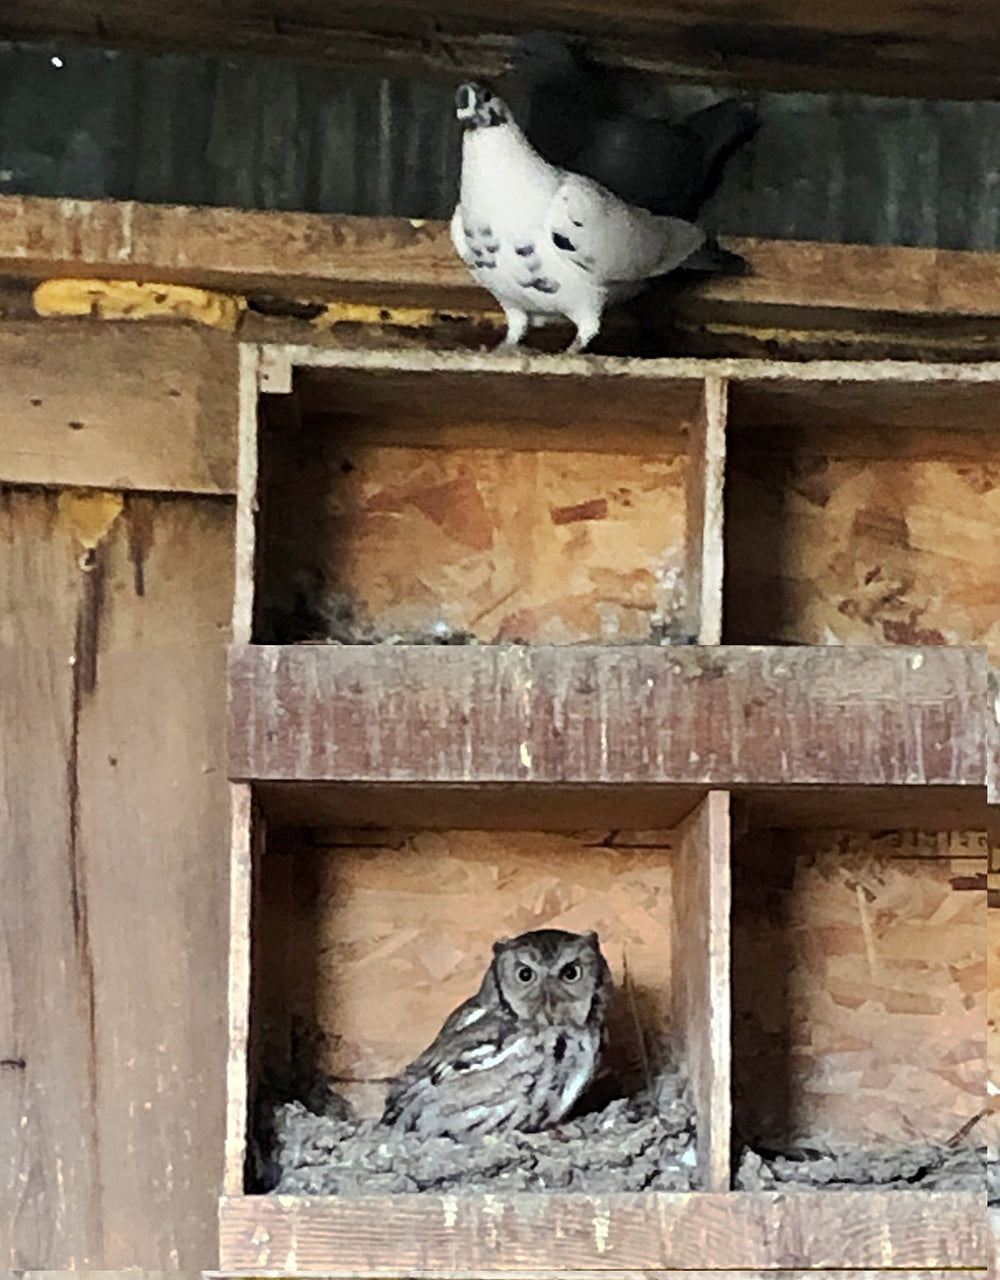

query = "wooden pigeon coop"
219;341;993;1272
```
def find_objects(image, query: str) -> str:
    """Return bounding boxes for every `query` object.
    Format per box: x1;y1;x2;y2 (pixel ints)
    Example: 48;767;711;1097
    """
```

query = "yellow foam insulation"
33;278;246;331
310;300;500;330
57;489;124;548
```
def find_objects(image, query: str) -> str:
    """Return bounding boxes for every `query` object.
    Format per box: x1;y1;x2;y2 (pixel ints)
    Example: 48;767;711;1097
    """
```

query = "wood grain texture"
1;489;233;1268
232;344;259;644
2;197;1000;322
685;376;727;644
224;786;255;1195
217;1189;986;1270
733;829;987;1147
672;793;730;1191
227;644;986;788
0;322;237;493
0;1;998;98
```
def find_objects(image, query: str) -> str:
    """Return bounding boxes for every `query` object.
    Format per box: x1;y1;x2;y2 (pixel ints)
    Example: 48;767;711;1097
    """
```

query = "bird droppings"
735;1141;987;1192
262;1072;699;1195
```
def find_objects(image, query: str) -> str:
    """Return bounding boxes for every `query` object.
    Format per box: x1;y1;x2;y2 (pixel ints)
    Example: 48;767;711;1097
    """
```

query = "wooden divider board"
671;792;731;1191
227;644;985;789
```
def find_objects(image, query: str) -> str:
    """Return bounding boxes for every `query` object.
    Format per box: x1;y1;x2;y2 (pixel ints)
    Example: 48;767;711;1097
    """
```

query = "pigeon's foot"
566;313;600;354
499;305;530;349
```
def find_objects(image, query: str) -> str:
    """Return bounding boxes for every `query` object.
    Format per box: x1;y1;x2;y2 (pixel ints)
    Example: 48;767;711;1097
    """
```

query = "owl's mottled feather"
381;928;612;1139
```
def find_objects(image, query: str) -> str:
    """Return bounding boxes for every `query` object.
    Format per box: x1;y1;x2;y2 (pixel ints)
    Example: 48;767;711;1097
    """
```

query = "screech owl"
380;928;613;1139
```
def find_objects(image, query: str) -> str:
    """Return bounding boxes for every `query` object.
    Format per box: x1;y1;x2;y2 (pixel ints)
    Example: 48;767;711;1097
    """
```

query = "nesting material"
736;1141;986;1192
265;1073;697;1195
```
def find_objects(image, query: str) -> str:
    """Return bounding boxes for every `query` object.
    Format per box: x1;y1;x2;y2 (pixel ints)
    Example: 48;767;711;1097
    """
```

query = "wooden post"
672;790;731;1191
232;344;260;645
223;784;256;1196
685;374;728;644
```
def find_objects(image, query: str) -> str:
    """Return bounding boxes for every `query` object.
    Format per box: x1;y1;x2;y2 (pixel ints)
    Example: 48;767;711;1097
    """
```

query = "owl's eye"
516;964;535;984
560;961;581;982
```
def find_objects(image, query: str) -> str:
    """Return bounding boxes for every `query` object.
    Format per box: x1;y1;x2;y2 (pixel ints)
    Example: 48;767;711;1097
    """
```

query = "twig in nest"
946;1109;987;1147
622;944;652;1092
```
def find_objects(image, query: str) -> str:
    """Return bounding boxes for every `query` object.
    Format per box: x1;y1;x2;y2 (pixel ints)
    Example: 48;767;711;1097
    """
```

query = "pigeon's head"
455;82;512;130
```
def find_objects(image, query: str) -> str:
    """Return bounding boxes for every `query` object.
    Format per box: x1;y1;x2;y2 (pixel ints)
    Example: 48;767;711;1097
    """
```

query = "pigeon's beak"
455;83;478;125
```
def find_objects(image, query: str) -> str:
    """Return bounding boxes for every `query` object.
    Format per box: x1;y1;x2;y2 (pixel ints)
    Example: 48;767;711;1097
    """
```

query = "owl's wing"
545;172;705;286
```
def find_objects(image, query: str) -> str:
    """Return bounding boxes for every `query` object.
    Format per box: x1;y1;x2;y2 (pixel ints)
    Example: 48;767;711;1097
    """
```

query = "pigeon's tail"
681;99;761;209
678;236;752;277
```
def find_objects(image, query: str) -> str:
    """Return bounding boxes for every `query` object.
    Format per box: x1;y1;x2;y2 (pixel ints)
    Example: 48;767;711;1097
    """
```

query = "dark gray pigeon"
510;31;759;223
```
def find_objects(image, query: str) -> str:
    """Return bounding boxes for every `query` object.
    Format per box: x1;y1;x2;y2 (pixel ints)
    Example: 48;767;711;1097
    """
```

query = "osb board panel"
724;425;1000;659
257;829;675;1117
0;487;233;1268
217;1189;986;1270
227;644;986;787
0;322;238;493
732;829;987;1148
257;409;693;645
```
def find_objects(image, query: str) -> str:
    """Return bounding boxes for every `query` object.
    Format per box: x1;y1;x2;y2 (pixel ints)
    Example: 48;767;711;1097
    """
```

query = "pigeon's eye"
560;962;581;982
516;965;535;984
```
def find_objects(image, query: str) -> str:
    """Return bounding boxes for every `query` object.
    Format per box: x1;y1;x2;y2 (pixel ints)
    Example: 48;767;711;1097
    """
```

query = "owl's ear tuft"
492;936;513;955
583;930;600;945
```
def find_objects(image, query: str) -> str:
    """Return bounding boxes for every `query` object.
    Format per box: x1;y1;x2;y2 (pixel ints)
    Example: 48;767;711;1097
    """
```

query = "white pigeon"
451;81;708;352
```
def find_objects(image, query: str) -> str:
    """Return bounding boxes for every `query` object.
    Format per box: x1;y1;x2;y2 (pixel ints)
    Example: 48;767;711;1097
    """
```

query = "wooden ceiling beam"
2;0;999;97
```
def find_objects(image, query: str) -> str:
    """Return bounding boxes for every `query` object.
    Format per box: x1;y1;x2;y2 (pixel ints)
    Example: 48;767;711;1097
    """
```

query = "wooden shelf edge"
227;644;987;792
2;196;999;333
217;1189;987;1271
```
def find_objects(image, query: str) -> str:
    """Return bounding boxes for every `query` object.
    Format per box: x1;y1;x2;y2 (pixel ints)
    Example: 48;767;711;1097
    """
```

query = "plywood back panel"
256;828;679;1118
732;829;987;1148
724;409;1000;657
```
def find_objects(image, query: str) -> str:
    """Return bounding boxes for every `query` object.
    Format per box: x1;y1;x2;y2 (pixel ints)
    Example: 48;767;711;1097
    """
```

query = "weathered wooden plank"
0;322;238;493
1;0;997;97
72;494;233;1266
224;786;254;1195
2;196;999;325
1;489;233;1267
672;792;730;1192
0;492;104;1266
684;375;726;644
217;1189;986;1270
227;644;986;789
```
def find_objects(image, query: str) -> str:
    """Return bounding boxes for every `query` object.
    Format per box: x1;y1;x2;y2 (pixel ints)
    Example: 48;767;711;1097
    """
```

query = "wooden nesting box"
221;343;991;1272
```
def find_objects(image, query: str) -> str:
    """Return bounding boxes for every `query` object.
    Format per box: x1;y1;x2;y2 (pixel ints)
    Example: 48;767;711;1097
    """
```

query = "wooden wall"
0;321;236;1268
